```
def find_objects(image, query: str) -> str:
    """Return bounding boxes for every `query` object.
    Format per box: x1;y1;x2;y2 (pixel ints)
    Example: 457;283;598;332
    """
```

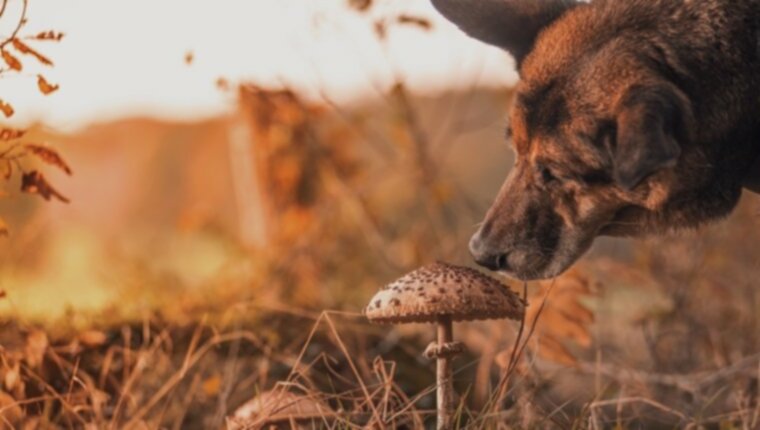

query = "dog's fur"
432;0;760;280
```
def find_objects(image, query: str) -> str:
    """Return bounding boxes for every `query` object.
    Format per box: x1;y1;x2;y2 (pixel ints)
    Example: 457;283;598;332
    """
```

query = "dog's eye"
580;169;611;186
538;165;557;183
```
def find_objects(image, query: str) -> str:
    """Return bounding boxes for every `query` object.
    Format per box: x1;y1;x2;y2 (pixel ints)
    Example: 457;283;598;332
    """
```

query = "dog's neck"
743;153;760;194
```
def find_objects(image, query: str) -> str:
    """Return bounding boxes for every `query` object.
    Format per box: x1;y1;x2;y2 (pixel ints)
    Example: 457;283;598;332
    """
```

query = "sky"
0;0;519;131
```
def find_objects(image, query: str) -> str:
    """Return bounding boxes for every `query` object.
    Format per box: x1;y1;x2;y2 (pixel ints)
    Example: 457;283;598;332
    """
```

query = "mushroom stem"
436;315;454;430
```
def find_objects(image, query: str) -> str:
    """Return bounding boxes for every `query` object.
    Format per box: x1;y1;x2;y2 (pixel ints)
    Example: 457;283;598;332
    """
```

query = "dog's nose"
469;232;510;271
474;252;511;271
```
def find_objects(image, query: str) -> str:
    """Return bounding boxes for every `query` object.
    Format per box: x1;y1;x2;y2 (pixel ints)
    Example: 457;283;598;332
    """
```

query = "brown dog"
431;0;760;280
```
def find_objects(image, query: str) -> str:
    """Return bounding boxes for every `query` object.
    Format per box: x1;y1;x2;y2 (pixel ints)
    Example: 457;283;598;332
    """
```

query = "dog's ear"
611;85;692;190
431;0;576;65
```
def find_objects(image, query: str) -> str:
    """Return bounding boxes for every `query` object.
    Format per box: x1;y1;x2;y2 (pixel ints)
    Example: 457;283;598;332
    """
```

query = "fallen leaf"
0;100;14;118
36;75;59;95
12;39;52;66
78;330;107;348
24;144;72;175
24;329;48;368
20;170;69;203
3;361;19;392
0;390;22;424
1;50;22;71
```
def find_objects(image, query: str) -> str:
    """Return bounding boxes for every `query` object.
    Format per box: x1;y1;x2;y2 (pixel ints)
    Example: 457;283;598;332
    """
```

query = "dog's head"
433;0;697;279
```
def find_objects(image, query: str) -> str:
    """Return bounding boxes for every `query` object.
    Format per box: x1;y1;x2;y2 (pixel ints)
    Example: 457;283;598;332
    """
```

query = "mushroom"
364;261;525;430
228;389;333;430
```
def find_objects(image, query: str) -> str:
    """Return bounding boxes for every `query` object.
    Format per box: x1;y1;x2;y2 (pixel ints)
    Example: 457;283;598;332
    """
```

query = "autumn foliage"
0;0;68;235
0;0;755;429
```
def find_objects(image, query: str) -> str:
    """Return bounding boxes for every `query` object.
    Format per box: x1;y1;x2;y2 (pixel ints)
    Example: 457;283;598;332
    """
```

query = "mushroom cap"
364;261;525;324
230;390;332;428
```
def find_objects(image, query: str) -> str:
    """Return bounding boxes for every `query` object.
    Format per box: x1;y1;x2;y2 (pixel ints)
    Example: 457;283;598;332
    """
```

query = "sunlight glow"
2;0;518;130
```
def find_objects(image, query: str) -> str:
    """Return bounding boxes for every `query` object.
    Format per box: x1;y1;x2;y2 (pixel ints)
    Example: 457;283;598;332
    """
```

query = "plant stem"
436;315;454;430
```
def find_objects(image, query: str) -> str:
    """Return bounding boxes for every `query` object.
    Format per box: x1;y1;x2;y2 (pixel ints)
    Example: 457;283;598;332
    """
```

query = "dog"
431;0;760;280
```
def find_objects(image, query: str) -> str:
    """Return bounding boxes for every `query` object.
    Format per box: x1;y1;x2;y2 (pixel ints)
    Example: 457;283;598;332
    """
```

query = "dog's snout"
475;252;511;271
469;232;511;271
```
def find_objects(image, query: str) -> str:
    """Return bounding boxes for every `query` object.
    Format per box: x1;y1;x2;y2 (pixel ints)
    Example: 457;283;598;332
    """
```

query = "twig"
0;0;27;49
589;396;690;424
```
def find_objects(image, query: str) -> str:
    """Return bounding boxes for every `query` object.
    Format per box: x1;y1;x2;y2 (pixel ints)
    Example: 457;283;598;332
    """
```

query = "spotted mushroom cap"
364;261;525;324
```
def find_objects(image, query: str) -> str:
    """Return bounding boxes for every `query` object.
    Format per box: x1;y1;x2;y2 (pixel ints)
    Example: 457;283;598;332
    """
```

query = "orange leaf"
374;20;387;40
24;144;72;175
215;77;230;91
0;100;15;118
78;330;107;348
24;330;48;368
2;160;11;180
396;15;433;30
0;391;22;425
348;0;372;12
29;31;64;41
20;170;69;203
1;50;22;71
36;75;59;95
0;128;25;141
12;39;52;66
536;335;579;367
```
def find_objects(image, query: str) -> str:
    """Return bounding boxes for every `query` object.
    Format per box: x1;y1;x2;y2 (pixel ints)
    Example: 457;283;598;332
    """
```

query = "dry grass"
0;2;758;428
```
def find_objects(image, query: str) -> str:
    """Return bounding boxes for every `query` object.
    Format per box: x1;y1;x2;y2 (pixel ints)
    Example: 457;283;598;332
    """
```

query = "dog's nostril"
472;251;511;272
495;253;509;271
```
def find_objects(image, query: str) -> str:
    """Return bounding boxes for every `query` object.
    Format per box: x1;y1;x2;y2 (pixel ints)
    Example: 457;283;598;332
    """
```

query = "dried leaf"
536;335;579;367
1;50;22;71
202;375;221;396
396;15;433;30
24;329;48;368
374;20;387;40
2;160;12;180
2;361;19;392
347;0;372;12
0;128;25;141
20;170;69;203
36;75;59;95
215;77;230;91
29;31;64;41
12;39;53;66
0;100;15;118
0;390;22;424
24;144;72;175
78;330;107;348
524;269;597;365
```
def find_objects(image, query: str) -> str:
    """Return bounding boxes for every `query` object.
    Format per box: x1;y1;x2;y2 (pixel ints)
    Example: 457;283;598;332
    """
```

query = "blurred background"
0;0;758;428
